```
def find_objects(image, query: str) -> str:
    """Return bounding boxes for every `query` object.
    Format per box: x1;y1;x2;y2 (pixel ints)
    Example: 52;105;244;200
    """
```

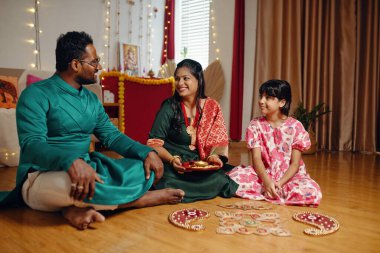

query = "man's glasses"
78;57;101;68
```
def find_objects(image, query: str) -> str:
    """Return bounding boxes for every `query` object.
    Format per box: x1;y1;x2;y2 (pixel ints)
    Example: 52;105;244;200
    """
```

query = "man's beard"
75;75;96;85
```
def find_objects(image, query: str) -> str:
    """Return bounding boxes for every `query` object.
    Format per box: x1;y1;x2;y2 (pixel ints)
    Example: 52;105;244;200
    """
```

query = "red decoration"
169;208;210;231
293;212;340;236
161;0;175;64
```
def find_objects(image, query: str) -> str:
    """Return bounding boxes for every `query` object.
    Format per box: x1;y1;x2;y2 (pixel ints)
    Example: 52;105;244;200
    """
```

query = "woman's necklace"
181;101;200;150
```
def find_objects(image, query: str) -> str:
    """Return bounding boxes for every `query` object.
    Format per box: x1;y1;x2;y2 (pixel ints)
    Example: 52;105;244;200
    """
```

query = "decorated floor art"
215;210;291;236
292;212;340;236
168;208;210;231
218;201;272;211
168;202;339;237
215;201;290;236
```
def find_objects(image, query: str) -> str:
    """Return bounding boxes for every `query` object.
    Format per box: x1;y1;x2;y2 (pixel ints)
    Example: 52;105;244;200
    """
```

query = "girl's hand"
171;157;186;174
262;178;280;200
207;154;223;167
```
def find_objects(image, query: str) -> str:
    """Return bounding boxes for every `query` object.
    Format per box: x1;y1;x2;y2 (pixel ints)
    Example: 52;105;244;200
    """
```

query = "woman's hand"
171;157;186;174
67;159;104;201
207;154;223;167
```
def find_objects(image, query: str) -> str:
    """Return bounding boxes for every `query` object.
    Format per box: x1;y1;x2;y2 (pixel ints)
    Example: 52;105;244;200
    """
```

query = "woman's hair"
259;79;292;116
170;59;207;132
55;31;93;72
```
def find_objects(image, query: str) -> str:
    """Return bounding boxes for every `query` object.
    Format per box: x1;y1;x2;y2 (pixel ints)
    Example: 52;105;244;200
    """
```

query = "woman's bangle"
169;155;181;165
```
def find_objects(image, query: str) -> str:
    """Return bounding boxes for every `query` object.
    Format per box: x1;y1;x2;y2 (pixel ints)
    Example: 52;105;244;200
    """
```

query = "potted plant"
293;102;331;154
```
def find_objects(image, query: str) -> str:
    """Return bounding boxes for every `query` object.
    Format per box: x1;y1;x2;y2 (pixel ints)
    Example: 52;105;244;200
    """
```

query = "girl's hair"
259;79;292;116
170;59;207;132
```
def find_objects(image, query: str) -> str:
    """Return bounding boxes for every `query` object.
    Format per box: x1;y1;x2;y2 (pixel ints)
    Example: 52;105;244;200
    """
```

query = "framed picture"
121;43;139;76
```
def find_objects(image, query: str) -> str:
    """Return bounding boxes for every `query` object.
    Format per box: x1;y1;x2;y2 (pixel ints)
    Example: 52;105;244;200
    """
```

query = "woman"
147;59;238;203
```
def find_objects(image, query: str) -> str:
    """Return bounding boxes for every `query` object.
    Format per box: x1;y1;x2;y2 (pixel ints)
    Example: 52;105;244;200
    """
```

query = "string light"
103;0;111;70
146;0;154;70
127;0;134;44
159;1;171;76
116;0;120;70
209;0;220;61
27;0;41;69
138;0;144;75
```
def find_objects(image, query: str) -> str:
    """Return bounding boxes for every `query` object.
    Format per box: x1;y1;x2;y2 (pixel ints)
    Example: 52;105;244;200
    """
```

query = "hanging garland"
99;71;175;133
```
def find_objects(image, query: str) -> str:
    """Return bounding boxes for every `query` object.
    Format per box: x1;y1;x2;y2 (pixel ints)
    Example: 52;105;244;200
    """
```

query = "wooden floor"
1;144;380;253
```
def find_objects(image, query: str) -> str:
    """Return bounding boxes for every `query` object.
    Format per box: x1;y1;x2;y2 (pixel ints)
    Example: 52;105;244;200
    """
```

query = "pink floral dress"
227;116;322;206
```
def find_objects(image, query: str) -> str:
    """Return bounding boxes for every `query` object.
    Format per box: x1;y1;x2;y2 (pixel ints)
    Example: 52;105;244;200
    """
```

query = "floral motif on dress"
227;116;322;206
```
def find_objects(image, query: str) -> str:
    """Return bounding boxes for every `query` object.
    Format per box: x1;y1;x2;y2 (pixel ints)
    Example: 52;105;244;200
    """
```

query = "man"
0;31;184;230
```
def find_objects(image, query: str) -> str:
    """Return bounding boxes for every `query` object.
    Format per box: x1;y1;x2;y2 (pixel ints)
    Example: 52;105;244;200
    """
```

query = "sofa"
0;68;102;167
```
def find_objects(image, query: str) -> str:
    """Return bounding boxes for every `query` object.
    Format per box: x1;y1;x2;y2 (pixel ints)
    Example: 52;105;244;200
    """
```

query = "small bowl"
193;161;208;167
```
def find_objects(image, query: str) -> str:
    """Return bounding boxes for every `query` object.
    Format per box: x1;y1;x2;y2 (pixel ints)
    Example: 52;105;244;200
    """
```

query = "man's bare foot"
62;206;105;230
121;188;185;209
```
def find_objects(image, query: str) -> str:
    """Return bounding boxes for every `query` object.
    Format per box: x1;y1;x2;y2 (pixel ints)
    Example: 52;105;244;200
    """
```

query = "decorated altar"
99;71;174;144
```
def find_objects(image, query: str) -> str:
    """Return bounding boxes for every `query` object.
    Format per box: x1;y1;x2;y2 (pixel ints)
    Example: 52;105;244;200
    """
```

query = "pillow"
0;75;18;109
26;74;43;87
0;108;20;166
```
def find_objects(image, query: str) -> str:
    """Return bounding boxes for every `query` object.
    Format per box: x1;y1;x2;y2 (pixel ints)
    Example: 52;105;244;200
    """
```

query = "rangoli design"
169;208;210;231
215;210;291;236
292;212;340;236
218;201;272;210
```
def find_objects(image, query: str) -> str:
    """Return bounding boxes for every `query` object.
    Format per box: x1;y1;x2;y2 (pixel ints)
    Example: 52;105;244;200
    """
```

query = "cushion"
0;75;18;109
0;108;19;166
26;74;43;87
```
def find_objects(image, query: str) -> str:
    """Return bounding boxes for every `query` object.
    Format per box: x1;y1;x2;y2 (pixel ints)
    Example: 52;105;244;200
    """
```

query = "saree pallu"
197;98;229;160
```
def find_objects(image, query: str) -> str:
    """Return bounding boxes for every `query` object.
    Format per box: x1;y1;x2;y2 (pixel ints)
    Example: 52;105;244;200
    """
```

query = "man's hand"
144;151;164;184
67;159;104;201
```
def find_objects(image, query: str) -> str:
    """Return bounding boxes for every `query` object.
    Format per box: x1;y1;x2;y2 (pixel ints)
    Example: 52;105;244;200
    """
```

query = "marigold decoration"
99;71;175;134
118;76;125;132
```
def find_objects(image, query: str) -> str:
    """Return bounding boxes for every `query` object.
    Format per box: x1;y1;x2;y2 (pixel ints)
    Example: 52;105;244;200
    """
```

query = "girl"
228;79;322;206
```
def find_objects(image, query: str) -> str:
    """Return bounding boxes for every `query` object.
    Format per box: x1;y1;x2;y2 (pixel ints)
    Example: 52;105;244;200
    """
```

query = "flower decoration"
99;71;175;134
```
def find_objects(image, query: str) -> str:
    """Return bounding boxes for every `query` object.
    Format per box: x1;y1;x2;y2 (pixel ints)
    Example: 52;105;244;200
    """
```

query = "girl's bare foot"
62;206;105;230
121;188;185;209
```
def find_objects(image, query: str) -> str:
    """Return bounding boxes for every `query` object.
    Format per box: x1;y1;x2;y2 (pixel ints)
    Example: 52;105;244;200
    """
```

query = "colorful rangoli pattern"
215;210;291;236
218;201;272;210
292;212;340;236
168;208;210;231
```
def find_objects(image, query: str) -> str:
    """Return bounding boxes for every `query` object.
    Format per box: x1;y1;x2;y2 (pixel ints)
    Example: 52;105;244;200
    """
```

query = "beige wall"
213;0;257;140
0;0;258;140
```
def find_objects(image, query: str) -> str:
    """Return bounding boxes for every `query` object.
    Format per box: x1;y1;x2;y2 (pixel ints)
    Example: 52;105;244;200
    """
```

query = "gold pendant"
186;126;195;135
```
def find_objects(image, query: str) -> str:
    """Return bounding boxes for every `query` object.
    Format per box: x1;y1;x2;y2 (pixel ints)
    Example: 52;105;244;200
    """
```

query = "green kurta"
149;99;238;203
0;74;154;207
